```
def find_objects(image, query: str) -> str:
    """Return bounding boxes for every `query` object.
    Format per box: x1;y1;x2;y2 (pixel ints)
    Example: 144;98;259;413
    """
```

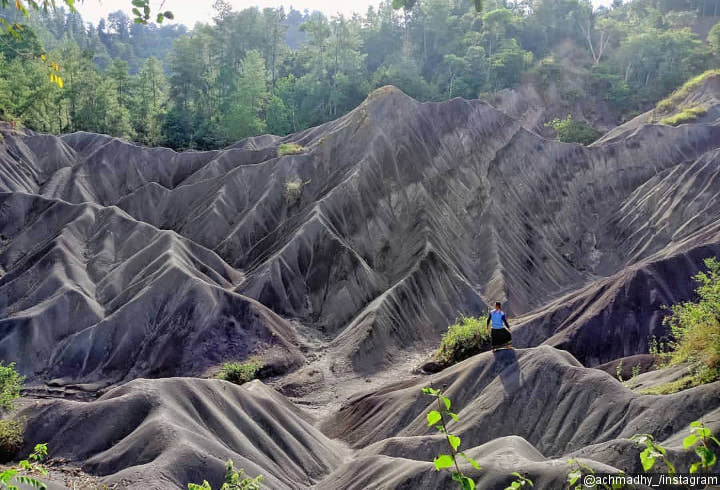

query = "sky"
75;0;613;27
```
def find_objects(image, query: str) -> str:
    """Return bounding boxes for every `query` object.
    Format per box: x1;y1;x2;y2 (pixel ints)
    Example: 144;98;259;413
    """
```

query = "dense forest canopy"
0;0;719;149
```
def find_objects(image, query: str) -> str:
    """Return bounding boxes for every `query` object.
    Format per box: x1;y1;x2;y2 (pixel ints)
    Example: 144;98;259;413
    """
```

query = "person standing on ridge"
487;301;512;351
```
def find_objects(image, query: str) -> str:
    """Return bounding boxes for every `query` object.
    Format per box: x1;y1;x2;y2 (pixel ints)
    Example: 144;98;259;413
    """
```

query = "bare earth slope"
1;84;720;488
3;86;720;381
19;348;720;489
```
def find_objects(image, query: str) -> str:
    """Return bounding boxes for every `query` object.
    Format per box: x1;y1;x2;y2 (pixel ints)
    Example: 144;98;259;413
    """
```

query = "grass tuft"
658;105;707;126
655;69;720;113
277;142;305;156
639;375;697;395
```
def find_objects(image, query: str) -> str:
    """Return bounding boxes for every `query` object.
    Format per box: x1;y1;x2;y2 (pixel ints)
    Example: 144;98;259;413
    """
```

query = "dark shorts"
491;327;512;348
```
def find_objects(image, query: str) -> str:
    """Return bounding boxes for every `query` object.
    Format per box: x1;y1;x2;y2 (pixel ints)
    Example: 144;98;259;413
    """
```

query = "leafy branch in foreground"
566;459;624;490
631;420;719;476
0;0;173;30
0;442;49;490
422;386;481;490
631;433;677;474
683;421;719;476
187;460;263;490
505;472;533;490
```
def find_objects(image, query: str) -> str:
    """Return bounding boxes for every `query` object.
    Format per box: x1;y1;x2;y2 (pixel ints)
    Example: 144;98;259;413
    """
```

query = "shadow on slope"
322;346;720;460
513;221;720;366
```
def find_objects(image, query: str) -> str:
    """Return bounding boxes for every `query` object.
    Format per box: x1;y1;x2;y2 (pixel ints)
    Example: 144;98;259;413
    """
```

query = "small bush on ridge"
436;316;491;366
217;358;263;385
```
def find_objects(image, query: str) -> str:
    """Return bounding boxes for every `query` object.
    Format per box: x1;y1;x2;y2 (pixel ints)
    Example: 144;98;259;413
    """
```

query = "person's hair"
495;301;501;308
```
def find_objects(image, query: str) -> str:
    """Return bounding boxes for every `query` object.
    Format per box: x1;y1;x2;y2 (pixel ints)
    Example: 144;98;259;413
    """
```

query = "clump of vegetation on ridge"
643;257;720;394
545;115;602;145
435;316;491;367
217;358;263;385
656;70;720;113
658;105;707;126
277;143;305;156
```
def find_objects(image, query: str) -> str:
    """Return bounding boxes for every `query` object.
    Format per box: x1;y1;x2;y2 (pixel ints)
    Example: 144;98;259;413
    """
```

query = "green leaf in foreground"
567;469;581;486
448;435;461;451
441;396;451;410
639;447;656;471
427;410;442;427
434;454;455;470
696;445;717;467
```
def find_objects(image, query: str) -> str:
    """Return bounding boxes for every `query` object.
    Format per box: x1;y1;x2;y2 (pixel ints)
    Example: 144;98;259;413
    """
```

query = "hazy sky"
76;0;613;26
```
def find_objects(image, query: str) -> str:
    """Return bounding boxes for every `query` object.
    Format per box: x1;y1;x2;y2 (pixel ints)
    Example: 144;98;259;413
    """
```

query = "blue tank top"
490;309;506;329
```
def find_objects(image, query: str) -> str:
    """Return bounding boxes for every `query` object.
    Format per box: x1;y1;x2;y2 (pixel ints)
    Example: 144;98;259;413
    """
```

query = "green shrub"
655;69;720;113
544;115;601;145
651;257;720;392
658;105;707;126
0;419;23;462
277;142;305;156
435;316;491;366
217;358;263;385
0;363;24;412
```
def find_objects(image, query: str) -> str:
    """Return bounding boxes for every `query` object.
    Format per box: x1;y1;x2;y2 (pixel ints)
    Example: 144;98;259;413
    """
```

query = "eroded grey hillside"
1;83;719;489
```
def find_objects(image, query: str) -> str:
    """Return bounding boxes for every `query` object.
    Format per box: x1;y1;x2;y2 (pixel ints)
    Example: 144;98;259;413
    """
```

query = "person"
486;301;512;351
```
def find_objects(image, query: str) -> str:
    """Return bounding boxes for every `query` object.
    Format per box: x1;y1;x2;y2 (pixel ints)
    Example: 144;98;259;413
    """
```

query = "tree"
545;114;601;144
0;23;43;60
131;57;167;145
106;58;131;108
576;4;623;65
221;49;267;141
709;20;720;60
489;39;533;89
611;27;710;106
266;95;292;135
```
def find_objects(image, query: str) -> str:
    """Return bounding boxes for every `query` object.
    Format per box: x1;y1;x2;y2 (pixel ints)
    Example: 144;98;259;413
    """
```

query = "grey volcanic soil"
1;82;720;488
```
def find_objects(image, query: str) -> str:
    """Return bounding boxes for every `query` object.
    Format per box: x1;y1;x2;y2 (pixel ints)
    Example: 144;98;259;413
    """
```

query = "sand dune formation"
1;81;719;488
